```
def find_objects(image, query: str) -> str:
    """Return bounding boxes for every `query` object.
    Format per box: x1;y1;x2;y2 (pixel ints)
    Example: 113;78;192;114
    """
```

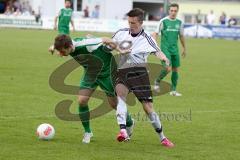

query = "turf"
0;28;240;160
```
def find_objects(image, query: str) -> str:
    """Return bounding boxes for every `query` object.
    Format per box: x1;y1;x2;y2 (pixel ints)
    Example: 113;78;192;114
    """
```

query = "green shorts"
58;27;70;35
162;50;180;68
79;74;115;97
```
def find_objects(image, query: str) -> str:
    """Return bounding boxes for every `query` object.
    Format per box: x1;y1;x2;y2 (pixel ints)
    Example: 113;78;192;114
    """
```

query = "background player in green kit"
153;3;186;96
54;0;75;35
49;34;134;144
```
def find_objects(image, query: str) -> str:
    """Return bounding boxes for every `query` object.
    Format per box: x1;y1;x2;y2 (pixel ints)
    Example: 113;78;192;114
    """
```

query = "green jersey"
58;8;73;35
70;37;116;78
156;16;184;55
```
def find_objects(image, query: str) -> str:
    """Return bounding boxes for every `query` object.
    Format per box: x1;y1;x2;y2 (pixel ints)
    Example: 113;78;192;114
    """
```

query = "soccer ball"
119;40;132;50
36;123;55;140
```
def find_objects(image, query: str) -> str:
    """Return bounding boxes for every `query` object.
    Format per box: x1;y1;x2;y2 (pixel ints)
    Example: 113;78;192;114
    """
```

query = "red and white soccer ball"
36;123;55;140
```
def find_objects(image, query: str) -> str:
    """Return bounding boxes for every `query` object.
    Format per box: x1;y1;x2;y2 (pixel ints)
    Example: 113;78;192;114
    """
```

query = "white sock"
116;96;127;126
148;112;166;141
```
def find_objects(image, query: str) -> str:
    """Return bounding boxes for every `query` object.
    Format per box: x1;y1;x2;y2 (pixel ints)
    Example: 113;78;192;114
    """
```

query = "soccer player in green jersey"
54;0;75;35
153;3;186;96
49;34;134;143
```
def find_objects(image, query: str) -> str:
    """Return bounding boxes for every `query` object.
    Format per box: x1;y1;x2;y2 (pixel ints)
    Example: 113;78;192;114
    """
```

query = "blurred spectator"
91;5;100;19
207;10;215;25
83;6;89;18
228;16;237;26
32;6;42;23
0;1;6;14
13;8;21;16
4;5;13;15
149;14;154;21
22;1;32;16
219;12;227;25
13;0;22;12
195;9;204;24
158;7;166;20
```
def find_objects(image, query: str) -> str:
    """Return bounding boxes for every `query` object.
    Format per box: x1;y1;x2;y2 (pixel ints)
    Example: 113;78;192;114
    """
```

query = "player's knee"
172;67;178;72
109;103;117;109
78;96;89;105
166;67;172;73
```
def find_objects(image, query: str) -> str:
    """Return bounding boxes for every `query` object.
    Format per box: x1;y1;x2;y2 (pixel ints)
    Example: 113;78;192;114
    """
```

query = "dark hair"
65;0;72;3
169;3;179;9
127;8;144;22
54;34;73;51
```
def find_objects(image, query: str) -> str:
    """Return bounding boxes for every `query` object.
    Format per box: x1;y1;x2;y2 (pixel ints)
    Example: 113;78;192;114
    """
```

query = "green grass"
0;28;240;160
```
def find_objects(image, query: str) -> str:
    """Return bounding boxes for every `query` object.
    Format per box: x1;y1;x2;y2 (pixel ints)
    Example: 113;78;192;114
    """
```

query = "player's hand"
117;47;132;54
102;37;114;44
86;34;95;38
156;51;170;66
182;48;186;58
48;45;55;55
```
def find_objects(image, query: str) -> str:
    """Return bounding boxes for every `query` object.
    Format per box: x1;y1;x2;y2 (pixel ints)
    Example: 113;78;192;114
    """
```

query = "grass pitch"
0;28;240;160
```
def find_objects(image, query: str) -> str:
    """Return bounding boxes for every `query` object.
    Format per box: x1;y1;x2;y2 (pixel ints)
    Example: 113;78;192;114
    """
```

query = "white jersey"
112;28;161;69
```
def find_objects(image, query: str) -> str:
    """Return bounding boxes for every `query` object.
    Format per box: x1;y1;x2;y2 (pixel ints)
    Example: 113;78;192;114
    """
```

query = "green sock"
126;112;133;127
79;105;91;133
155;68;168;84
171;71;178;91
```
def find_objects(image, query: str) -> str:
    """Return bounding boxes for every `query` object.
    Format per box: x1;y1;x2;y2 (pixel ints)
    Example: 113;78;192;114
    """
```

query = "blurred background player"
54;0;75;35
153;3;186;96
49;34;134;144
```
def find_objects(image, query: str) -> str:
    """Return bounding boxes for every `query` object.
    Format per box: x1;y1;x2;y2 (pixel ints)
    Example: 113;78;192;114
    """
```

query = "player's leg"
106;95;134;136
142;102;174;148
170;54;182;96
133;68;174;147
115;83;130;141
97;76;134;129
78;89;94;133
78;88;95;143
154;52;172;92
78;76;98;143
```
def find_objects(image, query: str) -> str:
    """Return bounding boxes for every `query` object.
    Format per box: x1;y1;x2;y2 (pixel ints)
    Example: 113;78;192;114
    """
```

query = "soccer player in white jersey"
113;8;174;148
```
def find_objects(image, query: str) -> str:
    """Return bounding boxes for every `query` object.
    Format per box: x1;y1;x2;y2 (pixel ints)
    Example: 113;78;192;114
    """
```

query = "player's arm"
152;20;163;41
155;51;169;66
179;22;186;58
110;30;132;54
70;14;75;32
149;35;169;65
152;32;158;42
54;11;60;30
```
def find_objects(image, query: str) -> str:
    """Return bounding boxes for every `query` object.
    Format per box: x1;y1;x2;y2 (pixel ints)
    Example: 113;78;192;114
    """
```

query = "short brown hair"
54;34;73;51
127;8;144;22
169;3;179;9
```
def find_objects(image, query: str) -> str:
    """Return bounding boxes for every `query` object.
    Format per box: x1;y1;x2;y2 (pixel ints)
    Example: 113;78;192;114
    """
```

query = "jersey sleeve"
112;28;129;42
56;9;61;17
112;30;120;42
70;9;73;20
73;38;103;48
155;19;164;35
179;21;184;36
144;33;161;54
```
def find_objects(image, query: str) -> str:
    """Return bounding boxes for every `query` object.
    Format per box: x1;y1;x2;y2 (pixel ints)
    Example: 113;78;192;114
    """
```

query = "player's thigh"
128;68;153;103
115;69;130;99
115;83;129;99
97;76;116;97
107;96;118;109
171;54;180;68
79;77;98;104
